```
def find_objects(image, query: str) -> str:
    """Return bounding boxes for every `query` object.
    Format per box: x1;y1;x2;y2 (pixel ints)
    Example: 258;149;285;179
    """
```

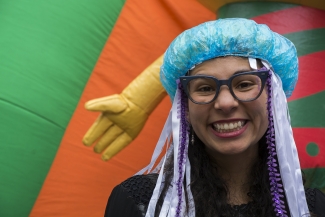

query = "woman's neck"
208;147;259;205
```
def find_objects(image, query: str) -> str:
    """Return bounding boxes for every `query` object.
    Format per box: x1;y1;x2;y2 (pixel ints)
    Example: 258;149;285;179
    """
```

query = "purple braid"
175;81;190;217
266;70;288;217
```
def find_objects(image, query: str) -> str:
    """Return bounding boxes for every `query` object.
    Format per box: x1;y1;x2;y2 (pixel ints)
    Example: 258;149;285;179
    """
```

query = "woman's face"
188;56;269;159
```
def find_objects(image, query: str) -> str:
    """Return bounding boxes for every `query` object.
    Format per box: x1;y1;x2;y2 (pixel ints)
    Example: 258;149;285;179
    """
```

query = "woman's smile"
211;119;248;138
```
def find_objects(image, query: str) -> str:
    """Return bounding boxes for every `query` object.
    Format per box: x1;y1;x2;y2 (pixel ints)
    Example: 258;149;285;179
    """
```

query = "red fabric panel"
289;51;325;101
294;128;325;169
253;6;325;34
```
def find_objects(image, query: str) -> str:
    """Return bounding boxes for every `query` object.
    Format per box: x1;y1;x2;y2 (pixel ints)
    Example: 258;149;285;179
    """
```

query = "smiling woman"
104;18;325;217
185;57;269;160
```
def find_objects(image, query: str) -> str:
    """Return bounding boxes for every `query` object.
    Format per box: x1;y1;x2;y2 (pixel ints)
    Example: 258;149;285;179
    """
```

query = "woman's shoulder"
305;188;325;217
119;173;159;201
104;174;158;217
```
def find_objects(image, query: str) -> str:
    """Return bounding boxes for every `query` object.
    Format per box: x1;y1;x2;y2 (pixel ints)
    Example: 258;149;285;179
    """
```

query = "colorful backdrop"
0;0;324;216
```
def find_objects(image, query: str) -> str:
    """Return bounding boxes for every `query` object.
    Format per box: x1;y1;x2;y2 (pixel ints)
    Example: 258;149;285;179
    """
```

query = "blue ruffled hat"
160;18;298;100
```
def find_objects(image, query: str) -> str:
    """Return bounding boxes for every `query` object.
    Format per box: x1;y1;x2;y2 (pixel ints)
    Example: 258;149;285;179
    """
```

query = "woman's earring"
191;131;195;145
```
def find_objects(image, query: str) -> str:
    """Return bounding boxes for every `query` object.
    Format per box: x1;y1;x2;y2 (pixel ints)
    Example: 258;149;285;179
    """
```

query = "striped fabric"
0;0;324;216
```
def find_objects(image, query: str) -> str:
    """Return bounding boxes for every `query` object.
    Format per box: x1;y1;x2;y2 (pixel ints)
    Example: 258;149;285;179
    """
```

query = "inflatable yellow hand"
83;55;166;161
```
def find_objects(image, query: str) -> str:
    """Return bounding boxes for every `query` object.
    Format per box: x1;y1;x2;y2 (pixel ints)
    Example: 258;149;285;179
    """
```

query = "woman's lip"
210;121;248;138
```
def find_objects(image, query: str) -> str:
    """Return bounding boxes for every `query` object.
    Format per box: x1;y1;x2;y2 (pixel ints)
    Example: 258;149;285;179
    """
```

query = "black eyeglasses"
179;70;269;104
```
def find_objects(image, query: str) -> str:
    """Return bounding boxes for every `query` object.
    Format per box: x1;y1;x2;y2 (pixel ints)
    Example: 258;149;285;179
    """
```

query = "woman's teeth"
213;121;245;133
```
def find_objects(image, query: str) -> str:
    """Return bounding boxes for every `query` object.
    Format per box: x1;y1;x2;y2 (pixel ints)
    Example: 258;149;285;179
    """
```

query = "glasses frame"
179;70;269;104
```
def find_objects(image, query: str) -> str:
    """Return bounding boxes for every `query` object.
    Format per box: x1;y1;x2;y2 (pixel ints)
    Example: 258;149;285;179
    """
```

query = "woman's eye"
236;82;253;90
197;86;214;92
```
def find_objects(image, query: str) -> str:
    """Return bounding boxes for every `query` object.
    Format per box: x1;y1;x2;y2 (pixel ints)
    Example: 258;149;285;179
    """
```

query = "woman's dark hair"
155;131;276;217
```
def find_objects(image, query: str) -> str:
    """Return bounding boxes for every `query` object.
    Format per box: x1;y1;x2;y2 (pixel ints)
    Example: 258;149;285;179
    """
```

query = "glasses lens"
187;77;217;103
231;74;263;101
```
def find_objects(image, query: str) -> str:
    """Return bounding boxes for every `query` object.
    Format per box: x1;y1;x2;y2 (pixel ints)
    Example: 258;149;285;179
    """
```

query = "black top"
104;174;325;217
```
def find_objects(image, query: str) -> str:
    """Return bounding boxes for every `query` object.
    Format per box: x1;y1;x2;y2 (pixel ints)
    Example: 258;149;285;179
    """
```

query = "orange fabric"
30;0;215;216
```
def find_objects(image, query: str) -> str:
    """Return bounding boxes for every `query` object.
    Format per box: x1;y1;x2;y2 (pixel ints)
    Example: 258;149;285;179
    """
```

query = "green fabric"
0;0;125;216
306;143;320;157
0;101;62;216
289;91;325;127
303;168;325;192
218;2;298;19
284;28;325;56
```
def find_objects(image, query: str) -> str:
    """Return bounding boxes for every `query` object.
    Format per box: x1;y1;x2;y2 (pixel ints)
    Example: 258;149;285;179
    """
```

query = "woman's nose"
213;87;239;113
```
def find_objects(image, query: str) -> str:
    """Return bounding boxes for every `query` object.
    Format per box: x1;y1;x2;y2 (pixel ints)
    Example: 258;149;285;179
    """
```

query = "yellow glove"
83;55;166;161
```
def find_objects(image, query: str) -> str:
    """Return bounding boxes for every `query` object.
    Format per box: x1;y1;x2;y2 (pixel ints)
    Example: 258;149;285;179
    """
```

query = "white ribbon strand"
271;72;309;217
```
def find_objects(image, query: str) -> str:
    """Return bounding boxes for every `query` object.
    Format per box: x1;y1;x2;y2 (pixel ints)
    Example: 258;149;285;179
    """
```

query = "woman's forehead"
189;56;252;77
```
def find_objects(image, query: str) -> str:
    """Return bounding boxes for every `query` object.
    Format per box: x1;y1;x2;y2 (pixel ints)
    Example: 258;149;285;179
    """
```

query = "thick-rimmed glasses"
179;70;269;104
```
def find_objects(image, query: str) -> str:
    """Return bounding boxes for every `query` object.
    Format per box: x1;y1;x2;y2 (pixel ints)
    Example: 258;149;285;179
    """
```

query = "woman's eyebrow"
233;69;253;75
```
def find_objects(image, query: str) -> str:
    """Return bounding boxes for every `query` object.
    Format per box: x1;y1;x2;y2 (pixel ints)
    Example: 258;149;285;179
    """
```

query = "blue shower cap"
160;18;298;100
